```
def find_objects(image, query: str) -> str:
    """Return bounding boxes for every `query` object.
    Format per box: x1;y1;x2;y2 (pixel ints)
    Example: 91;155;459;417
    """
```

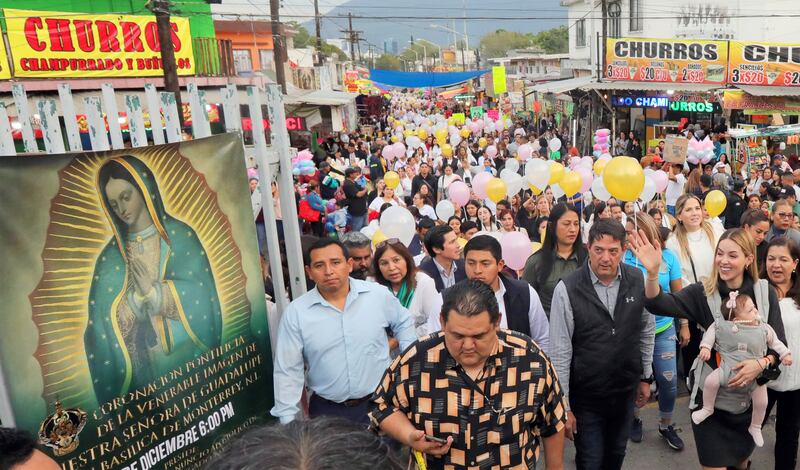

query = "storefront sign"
722;90;800;112
5;9;194;78
612;95;670;108
605;38;728;84
729;41;800;86
668;101;720;113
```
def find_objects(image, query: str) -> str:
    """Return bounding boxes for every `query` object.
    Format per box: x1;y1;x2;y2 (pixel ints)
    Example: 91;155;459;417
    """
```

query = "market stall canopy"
284;89;359;106
728;123;800;139
529;76;595;94
581;81;719;92
734;85;800;97
369;69;489;88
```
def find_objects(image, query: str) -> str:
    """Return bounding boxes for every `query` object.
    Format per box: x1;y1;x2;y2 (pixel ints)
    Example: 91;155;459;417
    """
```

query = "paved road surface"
562;397;776;469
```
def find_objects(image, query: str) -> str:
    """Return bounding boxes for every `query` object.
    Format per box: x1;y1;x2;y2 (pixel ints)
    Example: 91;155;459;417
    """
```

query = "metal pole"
270;0;287;93
265;84;307;299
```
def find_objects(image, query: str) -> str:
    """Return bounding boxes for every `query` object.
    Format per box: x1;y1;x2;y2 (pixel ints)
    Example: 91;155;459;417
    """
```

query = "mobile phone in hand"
425;434;448;444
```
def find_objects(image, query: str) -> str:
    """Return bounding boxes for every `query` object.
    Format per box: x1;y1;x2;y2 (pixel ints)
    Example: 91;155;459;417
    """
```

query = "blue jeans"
653;324;678;421
666;205;676;216
572;390;636;470
349;214;367;232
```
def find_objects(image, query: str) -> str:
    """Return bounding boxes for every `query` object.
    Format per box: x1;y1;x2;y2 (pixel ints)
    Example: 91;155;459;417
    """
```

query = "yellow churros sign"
729;41;800;87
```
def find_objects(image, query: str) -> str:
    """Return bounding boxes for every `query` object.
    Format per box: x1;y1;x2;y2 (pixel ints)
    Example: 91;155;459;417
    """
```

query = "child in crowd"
692;292;792;446
330;200;349;237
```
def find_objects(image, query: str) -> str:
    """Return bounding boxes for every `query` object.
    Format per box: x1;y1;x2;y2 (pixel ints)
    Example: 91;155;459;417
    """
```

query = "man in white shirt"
427;235;550;353
665;163;686;216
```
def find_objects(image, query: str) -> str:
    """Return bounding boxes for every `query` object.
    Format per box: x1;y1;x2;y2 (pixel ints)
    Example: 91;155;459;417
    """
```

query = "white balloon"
380;206;416;247
505;173;524;196
435;200;455;221
450;134;462;147
591;176;612;201
639;177;657;205
504;158;520;173
532;140;542;152
549;138;562;152
551;184;565;200
525;159;551;190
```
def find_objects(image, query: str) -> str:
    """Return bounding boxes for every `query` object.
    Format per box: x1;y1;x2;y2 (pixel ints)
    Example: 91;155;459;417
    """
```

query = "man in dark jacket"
368;146;386;182
724;178;747;229
411;162;438;201
343;167;368;231
418;225;465;292
549;219;655;470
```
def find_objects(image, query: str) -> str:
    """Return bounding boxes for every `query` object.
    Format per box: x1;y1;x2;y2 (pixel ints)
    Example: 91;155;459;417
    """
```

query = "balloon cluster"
687;136;715;165
292;149;315;176
592;129;611;157
382;142;407;162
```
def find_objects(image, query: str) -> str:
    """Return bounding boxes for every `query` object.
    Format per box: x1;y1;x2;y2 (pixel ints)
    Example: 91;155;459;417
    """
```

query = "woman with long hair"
368;184;404;212
476;206;500;232
411;192;436;220
522;203;587;315
761;237;800;470
373;239;440;338
686;168;703;197
437;164;459;202
632;228;787;470
624;212;685;450
498;209;527;236
666;193;724;374
463;199;481;223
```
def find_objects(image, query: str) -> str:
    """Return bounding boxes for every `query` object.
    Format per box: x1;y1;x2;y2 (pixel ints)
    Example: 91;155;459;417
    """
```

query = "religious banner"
0;134;273;469
5;9;195;78
470;106;484;119
605;37;728;84
729;41;800;86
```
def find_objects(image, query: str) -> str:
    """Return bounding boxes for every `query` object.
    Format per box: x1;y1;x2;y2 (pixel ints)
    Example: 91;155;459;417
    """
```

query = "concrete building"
562;0;798;77
488;49;569;84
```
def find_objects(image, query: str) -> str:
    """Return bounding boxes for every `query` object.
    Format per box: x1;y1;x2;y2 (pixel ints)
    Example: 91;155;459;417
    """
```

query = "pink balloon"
473;172;493;199
247;168;258;180
593;144;602;151
392;142;406;158
575;166;594;193
476;119;485;129
448;181;471;206
687;155;699;165
501;231;533;271
518;144;533;161
595;136;608;145
383;145;396;160
485;145;498;158
297;149;313;161
652;170;669;192
581;156;594;168
569;156;581;168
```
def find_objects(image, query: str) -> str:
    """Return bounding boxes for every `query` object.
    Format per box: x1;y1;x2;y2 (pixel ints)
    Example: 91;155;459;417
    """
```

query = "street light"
407;48;419;71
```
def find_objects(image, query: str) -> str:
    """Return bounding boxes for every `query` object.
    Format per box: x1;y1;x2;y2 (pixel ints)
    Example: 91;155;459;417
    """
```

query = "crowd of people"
5;93;800;470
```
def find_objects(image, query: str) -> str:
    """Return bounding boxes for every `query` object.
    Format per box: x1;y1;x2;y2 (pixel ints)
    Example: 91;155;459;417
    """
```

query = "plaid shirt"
369;329;566;470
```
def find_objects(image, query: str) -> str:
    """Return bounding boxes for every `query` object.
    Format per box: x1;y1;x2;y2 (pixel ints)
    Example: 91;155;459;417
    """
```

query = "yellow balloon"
384;171;400;189
705;190;728;217
486;178;508;203
602;156;645;202
447;117;455;125
391;135;399;143
593;158;608;176
457;237;468;249
528;184;542;195
435;128;448;142
549;162;565;185
372;229;388;248
441;143;454;157
403;129;414;137
417;128;428;140
460;127;471;138
478;137;488;148
560;171;582;196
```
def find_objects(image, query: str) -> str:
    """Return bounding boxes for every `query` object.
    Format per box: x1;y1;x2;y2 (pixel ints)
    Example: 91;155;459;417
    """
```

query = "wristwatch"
641;375;655;384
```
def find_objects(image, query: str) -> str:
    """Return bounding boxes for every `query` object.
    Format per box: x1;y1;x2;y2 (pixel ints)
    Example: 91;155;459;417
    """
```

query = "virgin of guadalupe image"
86;155;222;404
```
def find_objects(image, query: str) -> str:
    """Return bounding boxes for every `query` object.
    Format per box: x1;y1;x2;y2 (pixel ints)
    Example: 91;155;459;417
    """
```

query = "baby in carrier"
692;291;792;446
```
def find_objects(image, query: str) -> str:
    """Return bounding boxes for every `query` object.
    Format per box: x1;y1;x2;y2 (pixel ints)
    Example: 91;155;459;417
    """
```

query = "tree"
531;26;569;54
287;21;348;61
479;30;532;58
375;54;402;70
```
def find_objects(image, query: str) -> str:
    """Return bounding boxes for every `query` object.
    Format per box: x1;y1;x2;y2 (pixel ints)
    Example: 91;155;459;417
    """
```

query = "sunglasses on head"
375;238;401;249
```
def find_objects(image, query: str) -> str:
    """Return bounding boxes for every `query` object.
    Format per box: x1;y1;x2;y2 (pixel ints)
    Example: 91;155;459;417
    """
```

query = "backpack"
298;199;321;222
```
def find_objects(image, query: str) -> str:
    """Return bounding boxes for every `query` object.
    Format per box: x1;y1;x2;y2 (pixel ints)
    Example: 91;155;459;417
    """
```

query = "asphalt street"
562;396;776;469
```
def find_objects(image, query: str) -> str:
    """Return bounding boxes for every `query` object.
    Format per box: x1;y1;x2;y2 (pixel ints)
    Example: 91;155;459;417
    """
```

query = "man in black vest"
549;219;655;470
426;235;550;352
419;225;465;292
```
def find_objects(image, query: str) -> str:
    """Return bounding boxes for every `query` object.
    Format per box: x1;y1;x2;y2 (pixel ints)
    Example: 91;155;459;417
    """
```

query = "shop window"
259;49;274;72
576;19;586;47
608;1;622;38
233;49;253;73
629;0;643;31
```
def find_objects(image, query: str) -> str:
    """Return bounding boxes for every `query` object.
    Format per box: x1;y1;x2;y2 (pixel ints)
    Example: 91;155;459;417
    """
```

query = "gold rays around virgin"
30;144;253;409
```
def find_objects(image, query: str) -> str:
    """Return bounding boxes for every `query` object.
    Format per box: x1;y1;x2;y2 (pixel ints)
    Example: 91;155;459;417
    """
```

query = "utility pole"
340;13;363;64
314;0;323;65
269;0;287;93
475;48;481;86
149;0;184;127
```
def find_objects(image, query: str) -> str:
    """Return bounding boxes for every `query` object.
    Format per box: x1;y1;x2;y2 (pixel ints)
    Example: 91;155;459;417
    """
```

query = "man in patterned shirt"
369;279;566;470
